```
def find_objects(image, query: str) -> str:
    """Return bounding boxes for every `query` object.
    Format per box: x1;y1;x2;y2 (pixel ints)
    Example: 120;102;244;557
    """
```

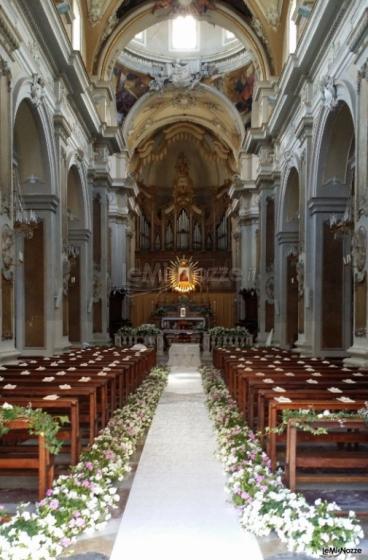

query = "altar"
161;315;205;347
167;343;201;368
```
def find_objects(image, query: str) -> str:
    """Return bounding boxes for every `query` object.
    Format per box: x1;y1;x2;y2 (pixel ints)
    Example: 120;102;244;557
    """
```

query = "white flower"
2;402;13;409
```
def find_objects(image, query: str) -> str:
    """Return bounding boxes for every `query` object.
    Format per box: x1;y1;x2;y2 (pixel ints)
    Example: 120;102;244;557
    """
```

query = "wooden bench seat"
285;418;368;491
0;419;54;500
0;397;80;465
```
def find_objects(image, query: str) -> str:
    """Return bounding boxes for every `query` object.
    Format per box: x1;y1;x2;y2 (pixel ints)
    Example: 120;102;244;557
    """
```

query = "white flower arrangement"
200;365;364;560
0;366;168;560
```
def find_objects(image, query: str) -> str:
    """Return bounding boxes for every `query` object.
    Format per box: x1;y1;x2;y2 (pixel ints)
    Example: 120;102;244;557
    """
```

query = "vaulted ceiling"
80;0;291;76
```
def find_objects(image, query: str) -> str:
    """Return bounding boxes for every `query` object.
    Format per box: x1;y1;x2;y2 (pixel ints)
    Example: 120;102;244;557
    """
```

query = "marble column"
91;175;110;344
257;180;278;345
53;111;71;353
109;190;130;323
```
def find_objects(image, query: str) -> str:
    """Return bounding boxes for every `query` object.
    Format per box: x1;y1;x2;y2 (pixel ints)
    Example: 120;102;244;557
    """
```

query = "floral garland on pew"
0;366;168;560
274;407;368;436
200;365;363;560
0;405;68;454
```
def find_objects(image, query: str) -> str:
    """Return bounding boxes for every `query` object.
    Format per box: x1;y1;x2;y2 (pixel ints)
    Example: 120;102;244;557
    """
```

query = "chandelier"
329;202;354;238
13;169;39;237
168;256;200;293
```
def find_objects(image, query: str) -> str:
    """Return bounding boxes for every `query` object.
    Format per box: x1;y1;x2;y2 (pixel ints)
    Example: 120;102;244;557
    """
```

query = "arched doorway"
13;100;52;351
277;167;300;348
315;102;355;354
65;165;88;344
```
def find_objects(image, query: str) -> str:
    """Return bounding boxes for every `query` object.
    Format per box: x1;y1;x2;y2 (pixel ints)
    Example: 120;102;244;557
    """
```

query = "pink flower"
60;537;71;547
104;450;115;460
46;489;53;497
49;499;59;510
85;461;94;471
75;517;85;527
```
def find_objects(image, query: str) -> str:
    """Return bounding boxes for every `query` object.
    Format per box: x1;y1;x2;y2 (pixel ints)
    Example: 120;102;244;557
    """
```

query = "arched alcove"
316;102;355;352
13;100;51;349
282;167;300;347
65;165;87;344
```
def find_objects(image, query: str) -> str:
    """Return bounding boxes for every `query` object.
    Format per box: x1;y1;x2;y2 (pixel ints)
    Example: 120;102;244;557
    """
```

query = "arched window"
72;0;82;51
288;0;297;54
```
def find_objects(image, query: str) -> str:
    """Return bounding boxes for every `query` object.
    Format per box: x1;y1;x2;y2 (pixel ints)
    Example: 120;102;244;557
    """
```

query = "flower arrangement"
117;324;161;337
200;365;363;559
0;404;68;454
208;326;251;338
135;324;161;336
0;366;168;560
275;408;364;436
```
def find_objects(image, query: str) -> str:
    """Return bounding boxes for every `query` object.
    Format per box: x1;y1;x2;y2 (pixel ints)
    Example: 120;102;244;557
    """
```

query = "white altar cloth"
167;343;201;367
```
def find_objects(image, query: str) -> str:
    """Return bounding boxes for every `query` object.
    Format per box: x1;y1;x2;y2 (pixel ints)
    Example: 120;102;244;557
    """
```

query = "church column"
90;173;110;344
54;106;71;352
67;228;92;344
274;232;299;347
109;190;130;329
295;103;314;356
345;57;368;367
0;58;17;360
238;192;259;332
256;147;279;345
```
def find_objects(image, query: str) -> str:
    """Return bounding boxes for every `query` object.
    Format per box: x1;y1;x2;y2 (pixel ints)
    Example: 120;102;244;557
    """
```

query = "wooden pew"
0;397;80;465
0;418;54;500
285;416;368;491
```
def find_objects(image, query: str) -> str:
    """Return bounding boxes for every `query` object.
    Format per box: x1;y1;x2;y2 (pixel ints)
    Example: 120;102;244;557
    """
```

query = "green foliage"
208;326;251;338
0;404;68;454
277;408;363;436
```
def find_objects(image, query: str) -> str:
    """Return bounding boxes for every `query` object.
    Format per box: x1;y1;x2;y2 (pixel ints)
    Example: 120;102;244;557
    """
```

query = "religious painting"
210;63;256;115
115;64;151;121
168;256;200;293
178;265;190;283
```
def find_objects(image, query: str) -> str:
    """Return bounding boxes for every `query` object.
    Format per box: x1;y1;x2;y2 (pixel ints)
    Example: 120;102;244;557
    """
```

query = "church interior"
0;0;367;558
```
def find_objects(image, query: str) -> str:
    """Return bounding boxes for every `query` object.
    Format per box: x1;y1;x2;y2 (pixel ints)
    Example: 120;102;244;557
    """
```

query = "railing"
209;334;253;350
114;333;164;358
114;332;253;360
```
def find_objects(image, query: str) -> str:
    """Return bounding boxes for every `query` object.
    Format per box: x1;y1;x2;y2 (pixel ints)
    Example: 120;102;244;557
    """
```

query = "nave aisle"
110;368;263;560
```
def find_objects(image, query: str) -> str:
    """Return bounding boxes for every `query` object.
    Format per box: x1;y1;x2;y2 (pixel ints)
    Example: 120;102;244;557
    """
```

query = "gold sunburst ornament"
168;256;200;293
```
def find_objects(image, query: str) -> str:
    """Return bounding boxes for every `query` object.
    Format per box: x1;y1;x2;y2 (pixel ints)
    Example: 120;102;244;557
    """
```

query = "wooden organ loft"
135;153;233;288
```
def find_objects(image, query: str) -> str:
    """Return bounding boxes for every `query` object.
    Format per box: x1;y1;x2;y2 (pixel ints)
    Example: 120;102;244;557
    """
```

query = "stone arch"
277;165;300;347
310;100;355;354
95;2;272;81
13;98;57;352
65;161;91;344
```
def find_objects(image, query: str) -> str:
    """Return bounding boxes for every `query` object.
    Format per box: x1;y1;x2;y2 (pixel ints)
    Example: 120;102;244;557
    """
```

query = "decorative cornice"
308;196;349;215
68;228;92;242
348;7;368;56
0;6;21;58
54;114;72;142
295;116;314;142
23;194;59;213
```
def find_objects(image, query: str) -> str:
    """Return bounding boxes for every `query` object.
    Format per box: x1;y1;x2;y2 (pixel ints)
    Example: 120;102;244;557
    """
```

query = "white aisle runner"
110;369;263;560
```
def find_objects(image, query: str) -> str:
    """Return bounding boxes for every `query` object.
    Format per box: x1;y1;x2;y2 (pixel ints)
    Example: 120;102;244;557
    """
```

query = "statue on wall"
1;226;14;281
152;0;215;16
352;226;367;283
